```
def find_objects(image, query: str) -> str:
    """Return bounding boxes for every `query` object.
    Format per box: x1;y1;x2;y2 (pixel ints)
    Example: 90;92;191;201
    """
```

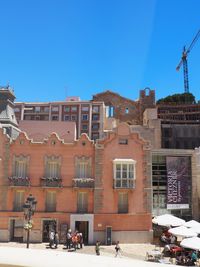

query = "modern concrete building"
158;103;200;149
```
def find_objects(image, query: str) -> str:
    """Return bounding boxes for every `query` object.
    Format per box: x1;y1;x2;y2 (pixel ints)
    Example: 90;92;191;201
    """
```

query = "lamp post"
23;194;37;249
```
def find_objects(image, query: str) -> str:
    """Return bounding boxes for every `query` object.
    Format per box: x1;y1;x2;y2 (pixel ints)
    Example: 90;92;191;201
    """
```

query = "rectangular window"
64;106;70;112
92;123;99;130
92;106;99;113
119;139;128;145
71;115;77;121
125;108;129;114
92;114;99;121
44;106;49;113
106;106;114;117
14;158;27;178
77;192;88;213
52;115;58;121
51;106;59;112
46;191;56;212
82;114;88;121
75;157;91;178
46;161;59;178
35;106;41;112
113;160;136;188
71;106;77;112
82;124;88;130
118;192;128;213
64;115;71;121
81;106;89;112
13;191;24;211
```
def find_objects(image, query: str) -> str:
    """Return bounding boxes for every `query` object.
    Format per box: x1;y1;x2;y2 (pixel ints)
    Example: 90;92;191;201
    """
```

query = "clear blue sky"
0;0;200;102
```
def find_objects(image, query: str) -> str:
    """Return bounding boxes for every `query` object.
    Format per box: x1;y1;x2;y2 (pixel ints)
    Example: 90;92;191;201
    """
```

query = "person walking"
54;231;59;249
95;241;100;256
115;241;122;257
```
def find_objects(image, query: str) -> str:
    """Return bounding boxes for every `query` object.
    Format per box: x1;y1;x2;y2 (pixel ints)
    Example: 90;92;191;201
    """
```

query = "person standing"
95;241;100;256
66;229;72;249
54;231;59;249
49;230;55;248
79;233;83;249
115;241;122;257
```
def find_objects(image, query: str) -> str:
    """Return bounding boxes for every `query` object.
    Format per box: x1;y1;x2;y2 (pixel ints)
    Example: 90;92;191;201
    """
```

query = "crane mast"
176;30;200;93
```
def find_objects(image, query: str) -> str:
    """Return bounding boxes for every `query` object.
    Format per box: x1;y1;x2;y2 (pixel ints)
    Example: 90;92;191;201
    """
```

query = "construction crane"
176;29;200;93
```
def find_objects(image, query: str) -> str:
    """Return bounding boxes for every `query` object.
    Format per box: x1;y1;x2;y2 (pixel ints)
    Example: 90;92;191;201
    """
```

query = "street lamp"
23;194;37;249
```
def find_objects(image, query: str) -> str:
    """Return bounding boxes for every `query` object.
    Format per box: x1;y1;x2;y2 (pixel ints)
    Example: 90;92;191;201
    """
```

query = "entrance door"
10;219;23;242
42;220;57;242
75;221;89;244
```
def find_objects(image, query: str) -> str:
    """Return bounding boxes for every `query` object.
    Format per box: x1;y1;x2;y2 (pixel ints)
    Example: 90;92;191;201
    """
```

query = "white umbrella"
190;225;200;234
168;226;197;238
184;220;200;228
180;237;200;250
152;214;185;227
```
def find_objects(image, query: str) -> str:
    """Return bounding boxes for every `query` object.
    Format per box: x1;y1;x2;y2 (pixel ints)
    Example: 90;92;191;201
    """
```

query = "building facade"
0;119;152;243
14;97;105;140
158;103;200;149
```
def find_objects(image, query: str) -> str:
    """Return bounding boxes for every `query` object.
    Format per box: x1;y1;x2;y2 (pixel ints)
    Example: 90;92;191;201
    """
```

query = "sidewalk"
0;245;177;267
0;242;156;260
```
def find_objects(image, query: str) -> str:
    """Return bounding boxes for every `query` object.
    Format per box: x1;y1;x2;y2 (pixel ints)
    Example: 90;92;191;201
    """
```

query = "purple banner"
166;156;190;210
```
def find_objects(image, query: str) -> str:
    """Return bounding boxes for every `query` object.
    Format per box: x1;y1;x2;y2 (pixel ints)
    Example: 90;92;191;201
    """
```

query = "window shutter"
118;192;128;213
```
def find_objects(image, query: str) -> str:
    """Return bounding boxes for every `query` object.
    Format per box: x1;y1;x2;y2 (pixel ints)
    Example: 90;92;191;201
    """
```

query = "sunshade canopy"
168;226;197;238
180;237;200;250
152;214;185;227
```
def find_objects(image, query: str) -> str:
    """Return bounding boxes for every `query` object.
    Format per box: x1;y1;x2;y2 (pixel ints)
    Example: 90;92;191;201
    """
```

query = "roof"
18;120;76;142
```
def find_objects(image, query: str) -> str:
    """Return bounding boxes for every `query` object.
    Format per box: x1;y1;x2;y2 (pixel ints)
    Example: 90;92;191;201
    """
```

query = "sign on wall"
166;156;190;210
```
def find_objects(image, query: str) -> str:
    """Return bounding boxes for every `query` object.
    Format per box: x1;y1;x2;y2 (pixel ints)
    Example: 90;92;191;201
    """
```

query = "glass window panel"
122;179;128;188
129;164;134;179
116;180;121;188
122;164;127;178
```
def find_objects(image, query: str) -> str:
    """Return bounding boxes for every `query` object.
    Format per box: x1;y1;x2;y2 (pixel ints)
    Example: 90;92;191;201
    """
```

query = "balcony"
8;176;30;186
114;179;135;189
40;177;62;187
73;178;94;188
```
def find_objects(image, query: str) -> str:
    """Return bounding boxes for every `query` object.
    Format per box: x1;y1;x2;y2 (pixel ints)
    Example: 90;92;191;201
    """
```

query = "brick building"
0;122;152;244
92;87;155;125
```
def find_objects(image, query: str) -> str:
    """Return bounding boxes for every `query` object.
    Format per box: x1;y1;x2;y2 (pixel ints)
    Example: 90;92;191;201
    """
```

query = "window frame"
113;159;136;189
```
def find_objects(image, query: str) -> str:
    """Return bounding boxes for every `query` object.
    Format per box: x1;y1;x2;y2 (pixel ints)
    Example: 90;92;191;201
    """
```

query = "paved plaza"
0;243;177;267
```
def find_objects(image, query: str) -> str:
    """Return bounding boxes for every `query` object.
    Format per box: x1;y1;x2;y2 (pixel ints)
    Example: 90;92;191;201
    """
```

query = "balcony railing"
73;178;94;188
8;176;30;186
40;177;62;187
114;179;135;189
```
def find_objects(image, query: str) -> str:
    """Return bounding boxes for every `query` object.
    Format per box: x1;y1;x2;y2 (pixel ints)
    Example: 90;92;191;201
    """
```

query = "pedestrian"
115;241;122;257
54;231;59;248
79;233;83;249
95;241;100;256
49;230;55;248
66;229;72;249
